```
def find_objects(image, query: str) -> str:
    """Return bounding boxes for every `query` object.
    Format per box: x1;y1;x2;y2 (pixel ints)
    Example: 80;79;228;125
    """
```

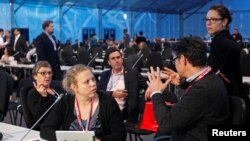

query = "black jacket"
11;35;28;59
27;87;64;130
152;72;230;141
208;29;243;97
40;93;126;141
35;32;62;80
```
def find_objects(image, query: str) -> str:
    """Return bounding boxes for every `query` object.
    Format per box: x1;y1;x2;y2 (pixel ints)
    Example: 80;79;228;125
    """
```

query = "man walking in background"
35;20;62;80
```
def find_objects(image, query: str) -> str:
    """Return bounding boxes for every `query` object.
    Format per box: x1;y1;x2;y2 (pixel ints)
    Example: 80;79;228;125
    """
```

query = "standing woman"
40;64;126;141
206;5;244;97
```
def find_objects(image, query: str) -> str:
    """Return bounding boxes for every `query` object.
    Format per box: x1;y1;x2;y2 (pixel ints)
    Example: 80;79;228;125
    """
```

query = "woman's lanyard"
74;97;94;131
185;66;212;93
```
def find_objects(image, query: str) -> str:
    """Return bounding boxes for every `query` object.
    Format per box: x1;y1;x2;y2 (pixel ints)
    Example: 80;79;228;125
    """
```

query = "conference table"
0;122;43;141
0;63;249;81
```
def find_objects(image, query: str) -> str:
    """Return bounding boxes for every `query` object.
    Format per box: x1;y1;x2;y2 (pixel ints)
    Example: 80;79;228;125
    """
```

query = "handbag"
140;101;173;132
140;102;158;132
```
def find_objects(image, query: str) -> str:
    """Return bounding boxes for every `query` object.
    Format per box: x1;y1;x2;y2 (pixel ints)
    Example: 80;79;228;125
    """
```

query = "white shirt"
1;55;14;64
14;34;20;51
186;67;208;83
0;36;4;46
44;31;57;51
106;68;126;111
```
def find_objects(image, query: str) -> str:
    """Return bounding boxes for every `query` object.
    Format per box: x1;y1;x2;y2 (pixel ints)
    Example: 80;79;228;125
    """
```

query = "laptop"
56;131;95;141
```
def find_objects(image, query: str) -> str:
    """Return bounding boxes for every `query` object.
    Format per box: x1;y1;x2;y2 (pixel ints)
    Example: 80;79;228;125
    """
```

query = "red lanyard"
185;66;212;93
74;97;94;131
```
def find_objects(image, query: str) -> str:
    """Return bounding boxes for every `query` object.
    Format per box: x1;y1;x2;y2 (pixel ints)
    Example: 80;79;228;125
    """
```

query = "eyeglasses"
37;71;53;76
171;55;180;65
203;18;223;24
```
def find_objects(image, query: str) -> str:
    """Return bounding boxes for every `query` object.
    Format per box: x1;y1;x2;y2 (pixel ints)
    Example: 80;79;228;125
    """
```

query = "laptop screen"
56;131;95;141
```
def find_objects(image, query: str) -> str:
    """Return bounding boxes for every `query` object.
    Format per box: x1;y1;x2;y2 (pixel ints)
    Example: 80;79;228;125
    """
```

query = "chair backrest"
77;47;89;65
230;96;246;124
20;85;35;128
124;54;144;71
240;50;250;76
89;47;103;58
124;47;133;59
162;47;172;60
0;71;9;121
146;52;163;69
0;71;14;121
61;48;76;66
16;78;33;98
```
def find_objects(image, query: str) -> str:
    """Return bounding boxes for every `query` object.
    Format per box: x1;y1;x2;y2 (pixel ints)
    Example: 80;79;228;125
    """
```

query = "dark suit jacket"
208;29;243;97
152;72;230;141
12;35;28;58
35;32;62;80
97;68;147;122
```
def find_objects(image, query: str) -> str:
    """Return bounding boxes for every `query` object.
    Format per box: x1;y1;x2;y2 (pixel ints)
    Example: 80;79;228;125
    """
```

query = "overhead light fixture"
123;13;127;20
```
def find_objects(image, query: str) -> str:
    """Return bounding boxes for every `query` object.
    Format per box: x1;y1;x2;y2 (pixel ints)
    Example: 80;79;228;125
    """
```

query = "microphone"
12;51;20;57
0;132;2;140
132;54;143;69
87;52;99;66
51;88;60;98
20;94;64;141
137;50;141;56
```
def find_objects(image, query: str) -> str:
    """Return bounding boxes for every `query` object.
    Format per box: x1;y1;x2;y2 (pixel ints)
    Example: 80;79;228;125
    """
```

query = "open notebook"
56;131;95;141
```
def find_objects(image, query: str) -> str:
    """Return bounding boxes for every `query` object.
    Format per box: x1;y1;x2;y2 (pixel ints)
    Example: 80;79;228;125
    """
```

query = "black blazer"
12;35;28;57
35;32;62;80
152;72;230;141
97;68;147;122
208;30;243;97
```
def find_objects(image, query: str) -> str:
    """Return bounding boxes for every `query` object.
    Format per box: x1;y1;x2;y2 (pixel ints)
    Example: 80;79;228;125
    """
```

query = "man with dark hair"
12;28;28;60
35;20;62;80
98;47;147;123
146;37;230;141
136;30;146;44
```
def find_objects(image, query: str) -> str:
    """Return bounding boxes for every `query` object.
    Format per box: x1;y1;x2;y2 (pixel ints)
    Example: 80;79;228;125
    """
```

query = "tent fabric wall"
13;4;60;42
62;7;98;43
0;3;11;30
184;0;250;39
0;0;250;43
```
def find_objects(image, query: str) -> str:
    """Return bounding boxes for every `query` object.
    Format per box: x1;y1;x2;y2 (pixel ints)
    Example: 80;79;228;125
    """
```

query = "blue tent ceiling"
2;0;212;14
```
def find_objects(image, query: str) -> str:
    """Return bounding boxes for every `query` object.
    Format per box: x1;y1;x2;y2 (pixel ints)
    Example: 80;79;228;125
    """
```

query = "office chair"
240;50;250;76
77;47;89;65
146;52;162;69
125;93;154;141
0;71;14;122
230;96;246;124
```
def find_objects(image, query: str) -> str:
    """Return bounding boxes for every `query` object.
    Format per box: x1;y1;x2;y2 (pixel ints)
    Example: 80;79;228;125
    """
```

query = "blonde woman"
40;64;126;141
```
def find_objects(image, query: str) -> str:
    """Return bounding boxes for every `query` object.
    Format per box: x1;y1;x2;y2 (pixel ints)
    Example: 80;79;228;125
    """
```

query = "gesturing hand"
147;67;171;96
161;67;181;85
112;89;128;99
33;81;48;97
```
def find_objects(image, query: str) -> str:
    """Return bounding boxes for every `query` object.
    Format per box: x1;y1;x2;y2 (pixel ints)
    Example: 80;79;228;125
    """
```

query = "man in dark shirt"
136;31;146;44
